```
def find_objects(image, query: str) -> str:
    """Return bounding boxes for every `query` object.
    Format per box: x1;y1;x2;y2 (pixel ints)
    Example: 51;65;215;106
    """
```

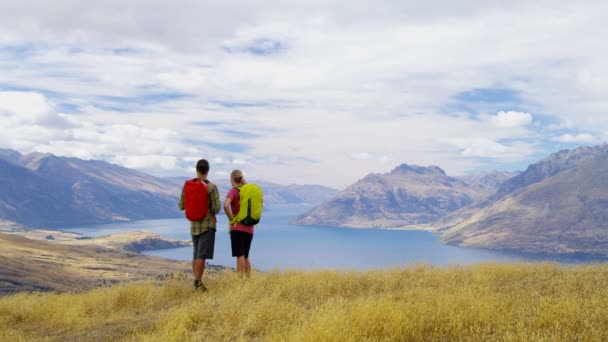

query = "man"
179;159;221;291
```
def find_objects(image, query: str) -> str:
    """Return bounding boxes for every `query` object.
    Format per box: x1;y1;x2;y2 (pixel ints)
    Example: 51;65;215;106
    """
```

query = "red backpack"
183;178;209;221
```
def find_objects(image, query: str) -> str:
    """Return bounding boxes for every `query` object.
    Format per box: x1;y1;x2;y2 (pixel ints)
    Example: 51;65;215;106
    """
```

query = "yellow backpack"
231;184;263;225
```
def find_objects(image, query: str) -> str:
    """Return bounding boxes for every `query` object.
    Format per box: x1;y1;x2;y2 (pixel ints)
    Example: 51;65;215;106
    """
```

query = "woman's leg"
237;256;247;274
245;258;251;276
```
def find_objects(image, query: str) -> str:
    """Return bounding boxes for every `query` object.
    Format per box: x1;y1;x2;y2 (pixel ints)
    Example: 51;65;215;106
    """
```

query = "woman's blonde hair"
230;169;244;184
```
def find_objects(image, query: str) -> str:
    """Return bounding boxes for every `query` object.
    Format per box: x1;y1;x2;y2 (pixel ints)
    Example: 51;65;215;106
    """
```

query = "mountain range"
292;164;515;228
0;149;337;228
295;144;608;256
437;145;608;256
3;145;607;256
0;149;183;227
164;177;337;207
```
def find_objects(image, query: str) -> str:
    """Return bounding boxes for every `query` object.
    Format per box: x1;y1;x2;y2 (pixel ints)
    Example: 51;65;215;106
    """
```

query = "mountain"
165;177;338;206
457;171;520;198
253;181;338;206
0;149;337;228
293;164;487;228
439;145;608;256
0;149;182;227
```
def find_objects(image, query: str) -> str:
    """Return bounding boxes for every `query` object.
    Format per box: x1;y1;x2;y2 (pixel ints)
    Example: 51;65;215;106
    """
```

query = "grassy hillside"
1;263;607;341
0;232;191;293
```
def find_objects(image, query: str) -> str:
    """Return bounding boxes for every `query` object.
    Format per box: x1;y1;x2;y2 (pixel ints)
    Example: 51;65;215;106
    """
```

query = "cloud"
350;152;391;162
490;111;533;128
1;1;608;186
0;91;49;118
0;91;80;131
351;152;373;160
440;137;536;161
0;91;249;175
222;38;288;56
552;133;599;144
110;154;178;170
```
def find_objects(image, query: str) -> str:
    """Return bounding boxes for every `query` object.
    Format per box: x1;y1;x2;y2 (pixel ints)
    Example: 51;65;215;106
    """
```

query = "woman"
223;169;254;276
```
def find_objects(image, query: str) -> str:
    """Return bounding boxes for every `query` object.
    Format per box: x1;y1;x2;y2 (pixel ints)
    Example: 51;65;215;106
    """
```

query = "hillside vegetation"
1;263;607;341
0;232;191;293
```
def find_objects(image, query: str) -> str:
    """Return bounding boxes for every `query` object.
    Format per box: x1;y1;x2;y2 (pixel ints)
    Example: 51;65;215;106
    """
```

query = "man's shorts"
192;229;216;260
230;230;253;258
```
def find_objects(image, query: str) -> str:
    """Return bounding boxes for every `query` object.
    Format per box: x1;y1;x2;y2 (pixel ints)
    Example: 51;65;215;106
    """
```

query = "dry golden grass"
1;263;608;341
0;233;191;293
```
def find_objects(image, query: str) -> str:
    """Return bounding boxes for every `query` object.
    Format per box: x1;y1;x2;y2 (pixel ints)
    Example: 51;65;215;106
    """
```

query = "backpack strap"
230;186;242;224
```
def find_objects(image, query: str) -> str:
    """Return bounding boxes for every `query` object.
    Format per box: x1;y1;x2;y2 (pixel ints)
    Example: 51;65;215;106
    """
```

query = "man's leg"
194;229;214;290
194;258;206;280
192;234;201;280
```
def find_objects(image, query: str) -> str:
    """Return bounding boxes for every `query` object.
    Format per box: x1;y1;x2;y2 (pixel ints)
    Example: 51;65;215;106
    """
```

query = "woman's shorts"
230;230;253;258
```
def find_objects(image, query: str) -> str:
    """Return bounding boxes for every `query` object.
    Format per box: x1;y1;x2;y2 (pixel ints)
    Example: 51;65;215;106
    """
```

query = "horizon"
1;1;607;188
9;143;608;189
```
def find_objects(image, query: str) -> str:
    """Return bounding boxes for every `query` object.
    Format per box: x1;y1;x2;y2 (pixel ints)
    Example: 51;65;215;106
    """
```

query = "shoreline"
5;218;608;269
0;224;192;252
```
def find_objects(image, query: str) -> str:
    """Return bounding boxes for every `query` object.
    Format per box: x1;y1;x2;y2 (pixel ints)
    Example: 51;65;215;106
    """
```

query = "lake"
59;205;597;271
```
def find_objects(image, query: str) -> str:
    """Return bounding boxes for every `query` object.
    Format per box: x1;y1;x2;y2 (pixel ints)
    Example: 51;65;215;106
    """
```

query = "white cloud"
350;152;391;162
214;170;230;177
0;91;230;174
1;1;608;186
351;152;373;160
0;91;75;128
0;91;49;118
212;157;227;164
111;155;178;170
490;111;533;128
552;133;599;144
440;137;536;162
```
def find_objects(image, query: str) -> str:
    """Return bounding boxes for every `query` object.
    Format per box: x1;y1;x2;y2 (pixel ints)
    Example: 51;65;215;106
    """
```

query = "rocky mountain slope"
438;145;608;256
0;149;182;227
0;149;337;228
293;164;489;228
457;171;520;198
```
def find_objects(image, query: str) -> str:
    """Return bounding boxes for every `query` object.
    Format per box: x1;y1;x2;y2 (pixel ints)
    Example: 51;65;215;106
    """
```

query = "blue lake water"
59;206;598;271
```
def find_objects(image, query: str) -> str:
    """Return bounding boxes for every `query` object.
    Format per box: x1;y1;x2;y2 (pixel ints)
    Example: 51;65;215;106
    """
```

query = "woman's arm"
224;196;234;221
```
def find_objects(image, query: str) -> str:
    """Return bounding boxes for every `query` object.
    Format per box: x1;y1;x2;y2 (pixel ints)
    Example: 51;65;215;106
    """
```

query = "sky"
0;0;607;188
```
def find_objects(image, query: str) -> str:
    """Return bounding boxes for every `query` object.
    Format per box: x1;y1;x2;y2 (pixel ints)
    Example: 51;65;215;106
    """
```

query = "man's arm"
209;184;221;214
178;188;185;210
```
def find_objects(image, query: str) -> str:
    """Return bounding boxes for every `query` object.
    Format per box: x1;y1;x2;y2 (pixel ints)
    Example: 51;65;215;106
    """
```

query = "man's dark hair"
196;159;210;175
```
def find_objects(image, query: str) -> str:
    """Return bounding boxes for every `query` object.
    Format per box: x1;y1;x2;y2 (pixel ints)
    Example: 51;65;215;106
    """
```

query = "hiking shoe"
194;280;207;292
